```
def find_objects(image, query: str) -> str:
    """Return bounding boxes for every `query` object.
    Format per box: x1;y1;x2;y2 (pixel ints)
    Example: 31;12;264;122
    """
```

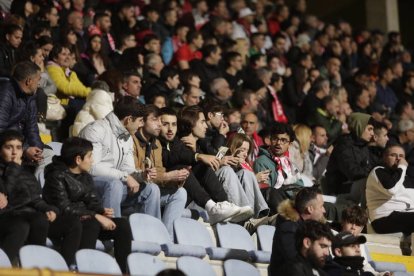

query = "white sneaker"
208;201;241;225
227;206;254;223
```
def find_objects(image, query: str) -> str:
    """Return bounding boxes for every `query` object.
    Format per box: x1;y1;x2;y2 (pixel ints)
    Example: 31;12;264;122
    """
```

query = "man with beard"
275;220;333;276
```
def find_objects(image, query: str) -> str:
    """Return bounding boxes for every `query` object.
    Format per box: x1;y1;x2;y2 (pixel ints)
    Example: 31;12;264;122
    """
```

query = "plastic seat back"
19;245;68;271
127;252;166;276
76;249;121;275
256;225;275;252
216;223;255;251
129;213;171;245
0;248;11;268
223;259;259;276
174;217;215;247
177;256;216;276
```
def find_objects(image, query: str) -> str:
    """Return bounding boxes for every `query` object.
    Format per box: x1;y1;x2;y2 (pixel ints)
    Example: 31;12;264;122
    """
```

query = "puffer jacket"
0;161;57;217
0;78;43;149
79;112;136;180
42;156;104;217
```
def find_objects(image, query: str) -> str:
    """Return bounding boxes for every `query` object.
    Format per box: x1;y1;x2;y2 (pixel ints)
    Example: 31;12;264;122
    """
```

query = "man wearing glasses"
198;105;229;155
253;123;303;214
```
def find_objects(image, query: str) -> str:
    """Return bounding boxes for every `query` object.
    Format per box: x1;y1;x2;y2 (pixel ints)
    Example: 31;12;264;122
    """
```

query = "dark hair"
186;30;202;43
36;35;54;47
61;137;93;168
143;104;160;121
143;33;160;45
250;53;266;66
4;24;23;38
179;70;199;86
160;66;179;82
49;44;69;61
32;22;51;39
203;104;224;117
322;95;335;109
270;123;296;142
341;205;368;227
177;105;204;137
0;130;24;148
395;99;412;116
378;66;392;79
182;84;198;96
159;107;177;117
16;41;41;62
93;12;110;25
383;144;405;157
113;96;145;120
294;187;322;215
12;61;40;81
295;220;333;251
201;44;219;58
224;51;241;68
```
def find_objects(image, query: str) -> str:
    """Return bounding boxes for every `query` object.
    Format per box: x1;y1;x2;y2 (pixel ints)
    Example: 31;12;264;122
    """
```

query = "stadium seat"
19;245;68;271
256;225;275;252
47;142;63;155
129;213;206;257
216;223;270;263
223;259;260;276
177;256;216;276
76;249;121;275
0;248;11;268
174;217;247;260
127;252;166;276
363;245;407;273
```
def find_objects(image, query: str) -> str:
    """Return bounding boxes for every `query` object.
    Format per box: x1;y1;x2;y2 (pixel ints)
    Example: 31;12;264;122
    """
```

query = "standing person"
273;219;333;276
268;187;327;275
43;137;132;272
0;130;57;263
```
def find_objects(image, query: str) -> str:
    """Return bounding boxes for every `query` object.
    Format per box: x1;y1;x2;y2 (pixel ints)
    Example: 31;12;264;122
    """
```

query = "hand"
181;136;197;152
398;158;408;167
256;170;270;183
303;81;311;94
46;211;57;222
218;121;230;136
126;175;140;194
144;167;157;181
197;154;220;171
0;193;7;209
169;169;189;182
220;156;239;167
326;145;334;156
25;147;43;163
103;208;114;218
95;214;116;230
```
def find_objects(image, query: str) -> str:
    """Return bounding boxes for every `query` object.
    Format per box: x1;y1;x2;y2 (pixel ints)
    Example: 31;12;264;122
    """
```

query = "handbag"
46;95;66;121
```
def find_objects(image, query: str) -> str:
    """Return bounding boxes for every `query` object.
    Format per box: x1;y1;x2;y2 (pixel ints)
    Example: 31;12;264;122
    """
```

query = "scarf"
271;154;293;189
88;25;116;51
268;86;288;123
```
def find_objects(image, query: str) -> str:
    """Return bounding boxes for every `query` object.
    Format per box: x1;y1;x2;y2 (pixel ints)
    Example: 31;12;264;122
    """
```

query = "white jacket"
366;164;414;221
72;89;113;137
79;112;136;180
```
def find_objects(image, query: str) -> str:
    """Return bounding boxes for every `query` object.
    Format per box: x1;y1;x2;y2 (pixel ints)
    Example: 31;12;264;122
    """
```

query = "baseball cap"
239;8;255;18
332;231;366;249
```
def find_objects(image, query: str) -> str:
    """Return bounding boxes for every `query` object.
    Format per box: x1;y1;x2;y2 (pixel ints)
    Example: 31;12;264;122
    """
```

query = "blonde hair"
293;124;312;155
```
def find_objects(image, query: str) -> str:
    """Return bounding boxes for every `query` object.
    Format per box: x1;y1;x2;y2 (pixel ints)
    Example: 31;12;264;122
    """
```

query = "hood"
277;199;300;222
44;156;69;180
348;112;371;138
105;112;130;141
86;89;113;119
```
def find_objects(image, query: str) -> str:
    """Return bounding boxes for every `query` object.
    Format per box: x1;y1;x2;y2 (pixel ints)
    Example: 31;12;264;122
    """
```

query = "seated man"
274;220;333;276
159;107;251;224
79;97;160;219
131;105;187;238
309;125;332;183
325;232;373;276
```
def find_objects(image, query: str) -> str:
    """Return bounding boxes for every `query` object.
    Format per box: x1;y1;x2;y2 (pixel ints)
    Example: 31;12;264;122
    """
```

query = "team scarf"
268;86;288;123
271;152;293;189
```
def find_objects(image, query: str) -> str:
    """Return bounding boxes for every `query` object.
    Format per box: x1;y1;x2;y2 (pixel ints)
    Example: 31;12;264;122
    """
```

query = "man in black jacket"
275;220;333;276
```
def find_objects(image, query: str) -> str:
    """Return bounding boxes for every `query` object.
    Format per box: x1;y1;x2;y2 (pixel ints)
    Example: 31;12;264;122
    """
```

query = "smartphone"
216;146;229;160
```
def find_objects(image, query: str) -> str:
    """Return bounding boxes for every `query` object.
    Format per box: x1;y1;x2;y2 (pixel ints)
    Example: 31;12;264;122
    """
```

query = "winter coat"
0;43;15;76
325;134;372;195
72;89;113;137
0;161;57;217
324;256;374;276
79;112;137;181
273;254;328;276
198;127;227;156
43;156;104;217
160;137;198;170
0;78;43;149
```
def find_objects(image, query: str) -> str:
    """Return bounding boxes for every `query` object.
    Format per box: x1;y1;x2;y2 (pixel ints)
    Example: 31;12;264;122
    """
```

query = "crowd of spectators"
0;0;414;274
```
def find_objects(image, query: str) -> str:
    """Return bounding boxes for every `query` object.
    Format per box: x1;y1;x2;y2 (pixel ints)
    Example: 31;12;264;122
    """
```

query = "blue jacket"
0;78;43;149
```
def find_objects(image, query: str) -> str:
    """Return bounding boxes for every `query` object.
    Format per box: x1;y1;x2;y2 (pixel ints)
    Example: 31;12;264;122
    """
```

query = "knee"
32;213;50;232
113;218;132;239
174;187;187;201
144;183;161;198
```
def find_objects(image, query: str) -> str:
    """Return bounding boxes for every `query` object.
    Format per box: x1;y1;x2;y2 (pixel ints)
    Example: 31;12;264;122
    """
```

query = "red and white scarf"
272;154;294;189
268;86;288;123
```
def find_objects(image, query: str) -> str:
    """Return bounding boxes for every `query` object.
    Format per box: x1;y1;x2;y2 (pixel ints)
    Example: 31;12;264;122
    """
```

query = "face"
360;124;374;142
209;111;224;129
30;49;44;67
125;116;144;134
26;71;41;94
77;151;93;172
312;127;328;147
54;47;71;68
0;139;23;164
41;43;53;58
327;58;341;75
374;128;389;148
227;111;241;124
305;237;331;268
275;38;286;53
309;194;326;221
211;48;222;65
193;35;204;49
167;75;180;89
188;75;201;88
336;244;361;257
230;56;243;71
183;87;201;106
236;141;250;161
326;99;339;117
342;222;363;236
124;35;137;49
98;16;111;33
145;39;161;54
144;113;161;137
270;133;291;156
215;79;232;101
241;114;259;136
7;30;23;48
245;93;259;111
382;69;394;83
357;89;371;108
151;55;164;74
160;114;177;141
47;7;59;27
90;36;102;53
153;96;166;109
123;75;142;97
67;31;77;45
192;112;208;139
384;146;405;168
70;12;84;31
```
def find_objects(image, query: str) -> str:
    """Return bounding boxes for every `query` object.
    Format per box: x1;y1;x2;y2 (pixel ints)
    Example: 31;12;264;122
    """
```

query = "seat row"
0;245;260;276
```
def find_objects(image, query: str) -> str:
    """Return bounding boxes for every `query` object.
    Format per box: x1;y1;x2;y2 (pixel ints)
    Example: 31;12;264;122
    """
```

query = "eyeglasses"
271;137;290;144
214;112;224;117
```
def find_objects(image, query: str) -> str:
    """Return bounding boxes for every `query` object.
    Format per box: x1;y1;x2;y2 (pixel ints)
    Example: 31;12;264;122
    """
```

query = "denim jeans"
215;166;250;208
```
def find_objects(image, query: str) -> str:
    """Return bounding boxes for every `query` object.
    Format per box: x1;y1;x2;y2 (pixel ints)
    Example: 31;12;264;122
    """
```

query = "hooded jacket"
325;113;373;195
0;161;57;217
43;156;104;217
